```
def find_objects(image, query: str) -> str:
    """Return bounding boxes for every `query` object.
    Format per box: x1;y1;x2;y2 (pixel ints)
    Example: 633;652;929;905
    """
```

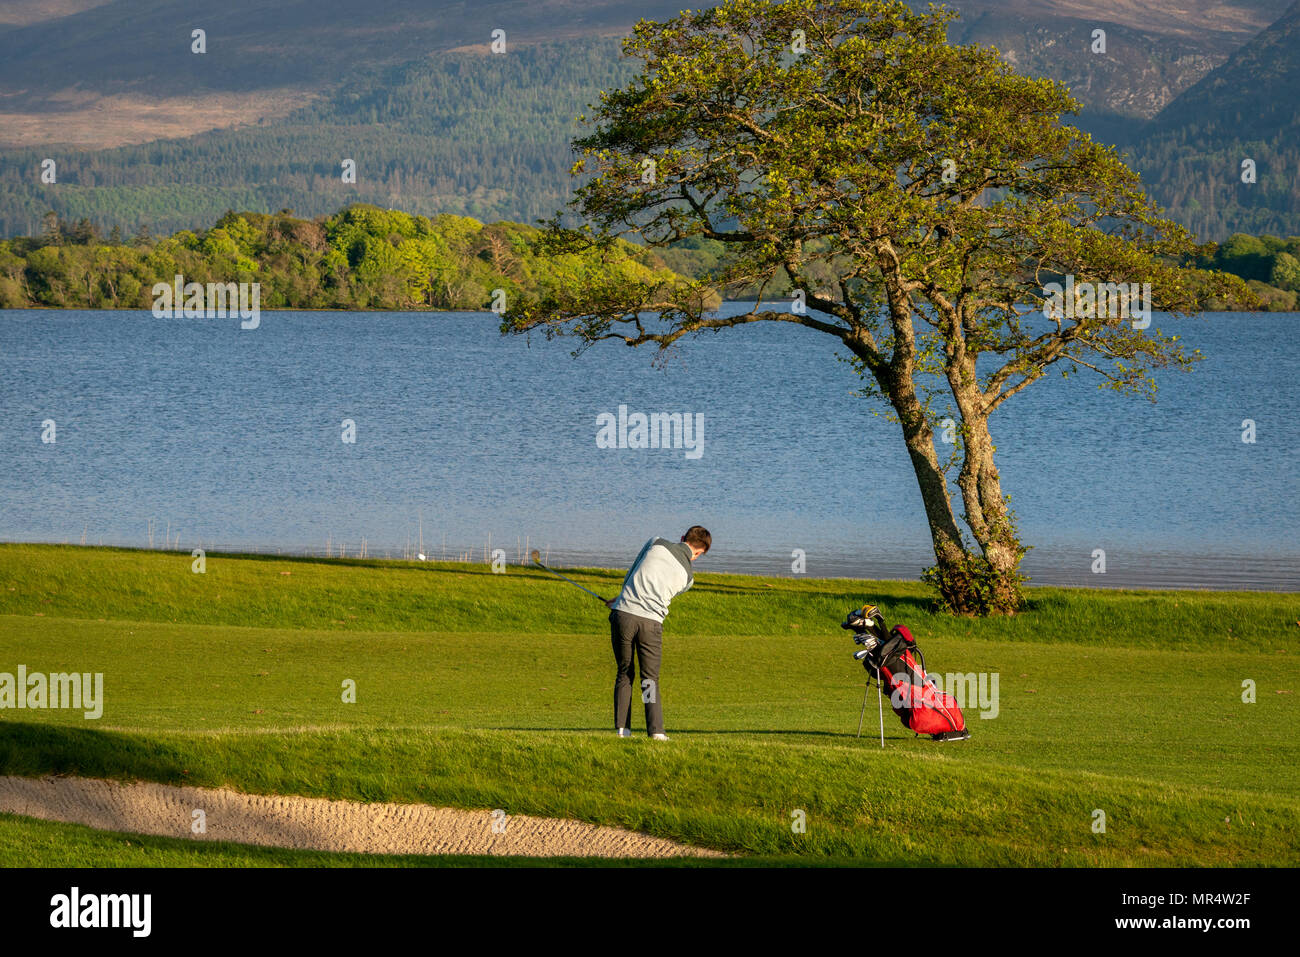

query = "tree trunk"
948;359;1026;612
853;274;1010;616
879;369;990;614
899;404;967;559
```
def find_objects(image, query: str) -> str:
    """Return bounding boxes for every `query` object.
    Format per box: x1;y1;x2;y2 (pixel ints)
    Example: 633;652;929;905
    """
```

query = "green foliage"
921;552;1029;618
1190;232;1300;307
1215;233;1272;281
1244;279;1297;312
1271;252;1300;293
0;205;679;311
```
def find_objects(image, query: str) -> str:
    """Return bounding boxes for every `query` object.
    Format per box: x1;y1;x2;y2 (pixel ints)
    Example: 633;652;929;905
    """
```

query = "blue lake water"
1;305;1296;590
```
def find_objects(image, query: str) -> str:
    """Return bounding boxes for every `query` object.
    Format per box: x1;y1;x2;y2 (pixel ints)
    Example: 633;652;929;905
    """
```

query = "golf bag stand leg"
857;681;870;737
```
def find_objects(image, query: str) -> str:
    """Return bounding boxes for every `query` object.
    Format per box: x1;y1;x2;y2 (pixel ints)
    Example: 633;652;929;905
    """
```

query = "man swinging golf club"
606;526;711;740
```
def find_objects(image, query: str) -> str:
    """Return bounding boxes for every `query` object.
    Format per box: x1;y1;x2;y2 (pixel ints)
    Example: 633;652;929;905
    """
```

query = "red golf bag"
843;606;969;741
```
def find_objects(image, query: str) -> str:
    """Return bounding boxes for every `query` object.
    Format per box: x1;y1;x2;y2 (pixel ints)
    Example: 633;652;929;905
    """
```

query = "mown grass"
1;543;1297;867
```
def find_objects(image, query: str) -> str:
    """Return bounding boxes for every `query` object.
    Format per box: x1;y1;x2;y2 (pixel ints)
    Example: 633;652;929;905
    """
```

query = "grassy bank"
3;543;1292;649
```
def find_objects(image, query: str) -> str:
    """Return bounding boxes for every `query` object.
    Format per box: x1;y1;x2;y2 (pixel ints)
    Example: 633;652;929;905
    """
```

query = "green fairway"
1;543;1297;866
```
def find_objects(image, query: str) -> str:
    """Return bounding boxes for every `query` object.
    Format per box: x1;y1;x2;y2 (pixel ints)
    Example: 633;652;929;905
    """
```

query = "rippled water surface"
1;306;1296;590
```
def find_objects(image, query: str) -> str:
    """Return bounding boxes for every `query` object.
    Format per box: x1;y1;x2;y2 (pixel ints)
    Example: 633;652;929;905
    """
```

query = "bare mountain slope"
0;0;1289;149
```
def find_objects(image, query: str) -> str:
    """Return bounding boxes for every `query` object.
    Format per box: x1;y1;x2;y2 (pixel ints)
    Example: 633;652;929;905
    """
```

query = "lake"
1;305;1296;590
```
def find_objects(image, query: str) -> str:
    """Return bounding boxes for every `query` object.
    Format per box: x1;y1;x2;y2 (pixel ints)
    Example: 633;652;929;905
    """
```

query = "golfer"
606;526;711;740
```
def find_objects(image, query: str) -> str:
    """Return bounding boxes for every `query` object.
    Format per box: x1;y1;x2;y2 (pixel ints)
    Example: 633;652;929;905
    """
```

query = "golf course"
1;542;1296;867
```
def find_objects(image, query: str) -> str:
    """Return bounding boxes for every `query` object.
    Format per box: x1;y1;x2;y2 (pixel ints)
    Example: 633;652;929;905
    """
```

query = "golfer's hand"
605;599;615;609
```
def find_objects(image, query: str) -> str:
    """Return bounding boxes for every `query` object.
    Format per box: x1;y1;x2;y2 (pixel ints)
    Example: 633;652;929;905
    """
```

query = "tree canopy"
0;204;674;312
503;0;1252;614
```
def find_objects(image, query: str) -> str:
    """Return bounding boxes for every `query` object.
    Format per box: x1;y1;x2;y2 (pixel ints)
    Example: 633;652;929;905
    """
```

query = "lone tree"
503;0;1249;615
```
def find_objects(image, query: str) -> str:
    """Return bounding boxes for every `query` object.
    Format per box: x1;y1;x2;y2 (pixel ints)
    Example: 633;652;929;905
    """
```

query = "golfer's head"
682;525;711;560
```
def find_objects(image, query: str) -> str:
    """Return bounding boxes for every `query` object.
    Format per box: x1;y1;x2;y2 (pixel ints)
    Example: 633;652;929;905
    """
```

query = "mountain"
0;38;636;236
1122;0;1300;239
0;0;1287;150
944;0;1290;144
0;0;691;149
0;0;1295;239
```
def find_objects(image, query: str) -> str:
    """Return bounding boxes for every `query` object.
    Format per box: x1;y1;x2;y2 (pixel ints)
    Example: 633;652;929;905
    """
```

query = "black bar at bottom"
0;866;1286;943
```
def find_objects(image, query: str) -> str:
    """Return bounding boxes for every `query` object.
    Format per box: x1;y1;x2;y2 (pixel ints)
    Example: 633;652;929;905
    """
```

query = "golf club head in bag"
841;604;887;643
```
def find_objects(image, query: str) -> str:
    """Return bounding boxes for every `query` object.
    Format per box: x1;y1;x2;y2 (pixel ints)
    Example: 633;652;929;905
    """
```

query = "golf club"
875;663;885;748
530;549;610;604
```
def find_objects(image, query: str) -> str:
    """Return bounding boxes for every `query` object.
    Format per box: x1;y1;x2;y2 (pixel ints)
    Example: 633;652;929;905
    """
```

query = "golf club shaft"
876;666;885;748
533;560;608;603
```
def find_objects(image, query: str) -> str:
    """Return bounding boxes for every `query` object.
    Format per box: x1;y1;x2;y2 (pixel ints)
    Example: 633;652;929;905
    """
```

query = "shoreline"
3;304;1297;316
3;540;1295;595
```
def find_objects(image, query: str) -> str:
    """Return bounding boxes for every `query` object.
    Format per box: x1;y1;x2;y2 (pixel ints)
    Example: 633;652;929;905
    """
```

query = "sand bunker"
0;775;725;859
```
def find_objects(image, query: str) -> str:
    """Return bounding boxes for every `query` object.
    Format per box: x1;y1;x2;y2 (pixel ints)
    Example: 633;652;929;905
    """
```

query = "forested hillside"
1119;0;1300;240
0;40;633;238
3;1;1298;241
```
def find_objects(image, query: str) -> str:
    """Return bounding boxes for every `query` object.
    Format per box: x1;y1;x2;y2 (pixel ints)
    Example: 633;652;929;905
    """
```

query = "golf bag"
842;605;969;741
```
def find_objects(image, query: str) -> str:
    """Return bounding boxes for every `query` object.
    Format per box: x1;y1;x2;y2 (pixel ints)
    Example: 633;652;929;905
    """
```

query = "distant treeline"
657;233;1300;311
1192;233;1300;311
0;206;674;311
1;206;1296;312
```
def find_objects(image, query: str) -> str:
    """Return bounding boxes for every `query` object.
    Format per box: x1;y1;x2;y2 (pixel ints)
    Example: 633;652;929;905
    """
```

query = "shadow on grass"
0;722;189;783
484;726;920;741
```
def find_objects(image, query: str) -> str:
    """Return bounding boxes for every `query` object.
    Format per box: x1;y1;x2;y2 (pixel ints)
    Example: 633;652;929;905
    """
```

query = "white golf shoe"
650;733;669;741
617;728;632;738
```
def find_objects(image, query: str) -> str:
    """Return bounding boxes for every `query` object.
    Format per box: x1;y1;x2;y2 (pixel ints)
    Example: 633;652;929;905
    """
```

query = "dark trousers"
609;609;664;735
